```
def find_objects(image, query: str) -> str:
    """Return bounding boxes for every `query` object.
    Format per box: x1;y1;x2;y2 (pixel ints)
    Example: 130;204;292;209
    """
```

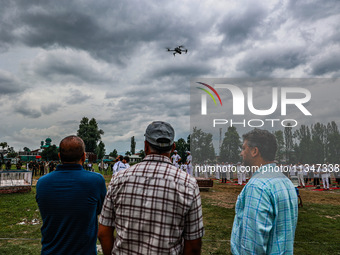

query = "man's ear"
171;143;176;153
78;152;86;164
251;147;260;158
144;140;150;155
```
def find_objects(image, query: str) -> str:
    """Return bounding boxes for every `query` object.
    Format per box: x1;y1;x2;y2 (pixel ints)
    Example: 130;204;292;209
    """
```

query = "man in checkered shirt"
231;129;298;255
98;121;204;254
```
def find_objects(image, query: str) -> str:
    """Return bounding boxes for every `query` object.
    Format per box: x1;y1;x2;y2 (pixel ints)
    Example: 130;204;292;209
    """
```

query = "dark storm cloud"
105;73;191;101
218;3;268;45
112;92;190;120
288;0;340;21
65;89;91;104
14;102;41;118
41;103;61;115
0;1;18;51
31;51;111;84
0;70;23;94
150;63;213;80
237;46;307;76
310;52;340;76
0;0;209;65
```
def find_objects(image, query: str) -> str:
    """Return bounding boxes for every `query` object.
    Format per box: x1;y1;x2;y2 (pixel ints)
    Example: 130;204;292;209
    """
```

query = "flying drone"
167;45;188;56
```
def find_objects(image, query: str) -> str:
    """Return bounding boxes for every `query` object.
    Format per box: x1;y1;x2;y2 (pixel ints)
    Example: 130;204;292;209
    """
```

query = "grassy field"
1;173;340;254
200;182;340;255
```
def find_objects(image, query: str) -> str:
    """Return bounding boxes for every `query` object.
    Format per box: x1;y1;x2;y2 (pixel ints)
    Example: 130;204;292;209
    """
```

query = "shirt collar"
252;163;277;177
143;154;172;164
56;164;84;171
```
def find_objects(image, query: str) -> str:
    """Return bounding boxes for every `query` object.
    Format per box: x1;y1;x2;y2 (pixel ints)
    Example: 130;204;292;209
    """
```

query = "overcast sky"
0;0;339;154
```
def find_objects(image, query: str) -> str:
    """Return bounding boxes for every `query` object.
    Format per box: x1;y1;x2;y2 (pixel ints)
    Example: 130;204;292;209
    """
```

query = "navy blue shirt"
36;164;107;255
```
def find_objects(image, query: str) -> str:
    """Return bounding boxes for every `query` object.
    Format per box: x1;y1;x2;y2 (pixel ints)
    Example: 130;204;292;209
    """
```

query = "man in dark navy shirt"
36;135;107;254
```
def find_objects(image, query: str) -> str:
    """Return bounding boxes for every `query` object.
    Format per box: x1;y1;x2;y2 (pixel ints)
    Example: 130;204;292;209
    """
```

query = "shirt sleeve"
241;184;274;254
99;184;116;227
183;184;205;240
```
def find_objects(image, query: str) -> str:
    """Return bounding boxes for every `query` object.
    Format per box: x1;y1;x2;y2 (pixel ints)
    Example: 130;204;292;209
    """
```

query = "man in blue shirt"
36;135;107;254
231;129;298;255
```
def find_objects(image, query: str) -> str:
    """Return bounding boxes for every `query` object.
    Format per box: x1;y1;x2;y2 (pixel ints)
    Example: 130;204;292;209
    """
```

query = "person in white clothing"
297;163;305;188
103;163;109;174
226;163;231;181
113;155;124;174
123;156;130;169
236;162;244;185
186;151;193;176
313;164;320;187
321;164;329;190
171;150;181;168
180;163;187;172
215;163;220;180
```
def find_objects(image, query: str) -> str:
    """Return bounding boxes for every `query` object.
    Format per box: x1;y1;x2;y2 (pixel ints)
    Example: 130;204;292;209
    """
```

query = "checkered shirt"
99;154;204;254
231;163;298;255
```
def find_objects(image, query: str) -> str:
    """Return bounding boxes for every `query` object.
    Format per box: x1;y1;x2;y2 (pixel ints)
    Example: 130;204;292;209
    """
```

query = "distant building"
40;138;52;149
129;154;142;163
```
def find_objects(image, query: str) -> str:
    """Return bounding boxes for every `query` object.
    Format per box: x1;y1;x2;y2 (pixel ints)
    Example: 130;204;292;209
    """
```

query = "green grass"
1;173;340;254
201;198;234;254
294;203;340;255
200;198;340;255
0;187;42;254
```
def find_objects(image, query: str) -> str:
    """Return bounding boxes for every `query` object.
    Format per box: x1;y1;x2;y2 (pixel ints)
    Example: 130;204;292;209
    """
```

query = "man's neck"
253;159;274;168
62;161;82;165
146;152;171;159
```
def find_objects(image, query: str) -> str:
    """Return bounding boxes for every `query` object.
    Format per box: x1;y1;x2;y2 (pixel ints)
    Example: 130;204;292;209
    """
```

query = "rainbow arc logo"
196;82;222;106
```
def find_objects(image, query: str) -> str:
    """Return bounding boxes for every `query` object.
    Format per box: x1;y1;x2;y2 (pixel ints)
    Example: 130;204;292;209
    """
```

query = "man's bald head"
59;136;85;163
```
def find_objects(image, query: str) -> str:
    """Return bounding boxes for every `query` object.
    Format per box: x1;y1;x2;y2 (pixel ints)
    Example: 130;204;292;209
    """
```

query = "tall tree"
23;147;31;153
284;124;293;164
7;147;18;158
96;141;106;160
294;125;312;163
310;122;326;164
130;136;136;155
274;130;285;163
219;126;241;163
138;149;145;160
109;149;118;158
325;121;340;163
191;127;215;164
41;145;59;161
77;117;104;153
174;138;189;163
0;142;8;150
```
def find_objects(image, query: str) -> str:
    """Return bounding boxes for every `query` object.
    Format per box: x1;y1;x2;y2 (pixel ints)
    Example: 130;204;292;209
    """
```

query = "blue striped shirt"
231;163;298;255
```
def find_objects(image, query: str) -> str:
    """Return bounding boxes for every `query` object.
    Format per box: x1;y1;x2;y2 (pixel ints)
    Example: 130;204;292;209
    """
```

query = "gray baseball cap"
144;121;175;147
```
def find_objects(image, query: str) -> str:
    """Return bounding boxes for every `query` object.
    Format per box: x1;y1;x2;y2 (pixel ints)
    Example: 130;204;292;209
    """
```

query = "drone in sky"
167;45;188;56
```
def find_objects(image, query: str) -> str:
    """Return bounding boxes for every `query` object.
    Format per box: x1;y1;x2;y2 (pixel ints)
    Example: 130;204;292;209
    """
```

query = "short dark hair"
59;136;85;163
149;139;173;154
123;156;130;163
243;129;277;161
118;155;123;161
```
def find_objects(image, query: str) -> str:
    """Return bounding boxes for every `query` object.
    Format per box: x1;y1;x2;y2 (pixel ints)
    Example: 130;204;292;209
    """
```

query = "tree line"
190;121;340;164
1;117;192;163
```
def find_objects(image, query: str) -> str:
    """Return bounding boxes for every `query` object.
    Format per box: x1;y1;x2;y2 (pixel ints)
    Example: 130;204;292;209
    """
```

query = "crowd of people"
191;161;340;189
26;160;58;176
33;121;308;254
